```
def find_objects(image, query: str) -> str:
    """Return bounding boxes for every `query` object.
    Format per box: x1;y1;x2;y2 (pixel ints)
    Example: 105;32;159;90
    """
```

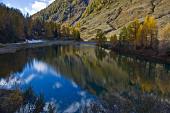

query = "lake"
0;43;170;113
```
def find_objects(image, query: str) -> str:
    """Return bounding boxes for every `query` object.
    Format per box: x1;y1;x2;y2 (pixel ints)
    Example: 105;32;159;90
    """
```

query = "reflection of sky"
0;59;96;112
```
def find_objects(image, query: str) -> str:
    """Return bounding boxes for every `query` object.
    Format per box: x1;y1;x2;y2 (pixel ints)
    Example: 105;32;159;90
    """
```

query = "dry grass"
160;23;170;40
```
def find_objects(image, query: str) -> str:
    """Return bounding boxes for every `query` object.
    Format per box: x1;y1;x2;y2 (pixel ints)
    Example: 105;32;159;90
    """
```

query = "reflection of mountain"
45;45;129;96
1;45;170;101
42;45;170;99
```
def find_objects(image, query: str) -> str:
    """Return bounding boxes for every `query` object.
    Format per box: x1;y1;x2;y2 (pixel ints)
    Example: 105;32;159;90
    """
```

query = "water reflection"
0;59;97;112
0;44;170;112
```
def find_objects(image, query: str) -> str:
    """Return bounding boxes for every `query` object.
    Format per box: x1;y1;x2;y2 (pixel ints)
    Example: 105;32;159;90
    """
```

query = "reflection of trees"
0;87;47;113
0;47;52;77
0;89;22;113
103;53;170;112
113;53;170;97
1;45;170;111
43;45;130;96
95;47;107;61
0;51;28;77
7;45;169;99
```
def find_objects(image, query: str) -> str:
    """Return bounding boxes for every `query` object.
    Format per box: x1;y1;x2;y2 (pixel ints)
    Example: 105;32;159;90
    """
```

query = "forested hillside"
0;3;25;43
33;0;170;40
1;0;170;43
32;0;88;25
0;3;81;43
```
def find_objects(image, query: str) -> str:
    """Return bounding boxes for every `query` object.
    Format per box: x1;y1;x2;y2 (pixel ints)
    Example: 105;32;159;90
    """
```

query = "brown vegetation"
160;23;170;40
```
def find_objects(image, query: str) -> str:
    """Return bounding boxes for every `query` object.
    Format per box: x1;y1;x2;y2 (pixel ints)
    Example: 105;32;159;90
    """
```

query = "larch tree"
128;18;140;45
143;16;158;48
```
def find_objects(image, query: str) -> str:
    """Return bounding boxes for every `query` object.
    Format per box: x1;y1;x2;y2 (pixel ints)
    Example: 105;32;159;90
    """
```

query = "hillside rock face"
33;0;170;40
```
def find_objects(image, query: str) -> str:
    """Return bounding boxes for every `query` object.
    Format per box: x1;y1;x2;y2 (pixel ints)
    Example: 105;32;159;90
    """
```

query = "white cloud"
24;0;55;15
39;0;55;4
24;7;36;15
48;0;55;4
6;3;11;7
32;1;47;11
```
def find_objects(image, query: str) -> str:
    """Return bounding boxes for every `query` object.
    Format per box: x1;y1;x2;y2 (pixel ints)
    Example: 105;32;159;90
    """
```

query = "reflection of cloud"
50;69;60;77
0;76;22;89
33;60;48;73
26;39;43;44
71;81;78;88
104;49;111;53
53;82;62;89
25;74;35;84
0;59;61;89
78;91;86;97
0;79;7;87
64;102;80;113
31;59;60;77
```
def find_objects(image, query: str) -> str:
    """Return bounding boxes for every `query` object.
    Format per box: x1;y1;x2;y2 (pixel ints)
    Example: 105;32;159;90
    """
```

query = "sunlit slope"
32;0;88;24
79;0;170;39
33;0;170;40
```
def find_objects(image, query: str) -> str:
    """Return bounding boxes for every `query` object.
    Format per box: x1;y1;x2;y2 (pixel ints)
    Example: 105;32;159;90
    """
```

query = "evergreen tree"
119;27;128;42
110;34;117;44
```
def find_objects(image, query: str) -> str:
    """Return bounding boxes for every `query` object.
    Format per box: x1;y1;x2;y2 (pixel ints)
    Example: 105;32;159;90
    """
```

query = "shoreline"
101;42;170;64
0;40;90;54
113;48;170;64
0;40;170;64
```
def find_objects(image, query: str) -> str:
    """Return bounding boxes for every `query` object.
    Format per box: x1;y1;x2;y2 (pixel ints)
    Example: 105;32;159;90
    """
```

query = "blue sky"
0;0;55;15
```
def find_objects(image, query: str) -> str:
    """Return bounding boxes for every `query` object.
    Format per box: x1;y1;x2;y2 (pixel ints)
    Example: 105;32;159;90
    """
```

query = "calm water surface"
0;44;170;112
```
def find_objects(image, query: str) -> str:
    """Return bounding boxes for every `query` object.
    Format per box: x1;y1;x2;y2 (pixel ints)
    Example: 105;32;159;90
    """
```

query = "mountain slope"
32;0;88;25
79;0;170;39
33;0;170;40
